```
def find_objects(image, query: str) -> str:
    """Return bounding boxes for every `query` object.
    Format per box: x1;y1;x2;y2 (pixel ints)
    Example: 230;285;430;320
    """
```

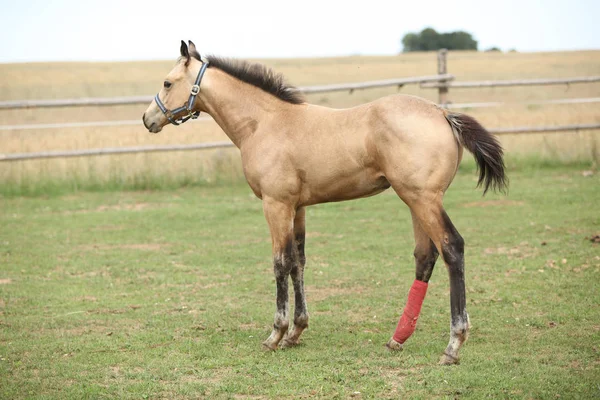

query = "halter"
154;61;209;126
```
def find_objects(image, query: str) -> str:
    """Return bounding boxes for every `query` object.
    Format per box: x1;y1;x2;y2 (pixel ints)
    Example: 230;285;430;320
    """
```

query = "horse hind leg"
395;195;470;364
436;209;471;365
387;210;439;351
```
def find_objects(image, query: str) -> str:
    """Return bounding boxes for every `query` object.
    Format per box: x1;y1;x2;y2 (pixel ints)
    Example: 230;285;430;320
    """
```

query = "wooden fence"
1;50;599;162
0;75;454;110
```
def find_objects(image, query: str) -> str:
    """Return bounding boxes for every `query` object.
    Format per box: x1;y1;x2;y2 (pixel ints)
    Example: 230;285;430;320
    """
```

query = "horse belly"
299;169;390;206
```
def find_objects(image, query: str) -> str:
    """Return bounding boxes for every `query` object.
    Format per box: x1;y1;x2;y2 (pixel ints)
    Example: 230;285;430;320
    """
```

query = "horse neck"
200;69;291;148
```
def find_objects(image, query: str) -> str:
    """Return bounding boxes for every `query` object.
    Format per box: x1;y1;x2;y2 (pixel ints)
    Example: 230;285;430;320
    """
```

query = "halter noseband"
154;61;209;126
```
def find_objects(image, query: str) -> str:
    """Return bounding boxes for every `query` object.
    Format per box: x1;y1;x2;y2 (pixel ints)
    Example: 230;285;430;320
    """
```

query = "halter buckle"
190;85;200;96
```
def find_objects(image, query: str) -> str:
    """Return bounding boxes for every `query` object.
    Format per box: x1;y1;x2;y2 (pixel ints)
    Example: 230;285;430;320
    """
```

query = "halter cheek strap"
154;61;209;126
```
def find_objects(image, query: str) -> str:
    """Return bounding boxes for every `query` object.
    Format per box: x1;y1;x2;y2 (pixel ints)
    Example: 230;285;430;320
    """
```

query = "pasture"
1;165;599;398
1;49;599;398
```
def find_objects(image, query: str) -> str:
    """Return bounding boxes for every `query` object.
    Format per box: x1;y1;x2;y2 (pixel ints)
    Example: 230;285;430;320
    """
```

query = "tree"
401;33;421;52
401;28;478;52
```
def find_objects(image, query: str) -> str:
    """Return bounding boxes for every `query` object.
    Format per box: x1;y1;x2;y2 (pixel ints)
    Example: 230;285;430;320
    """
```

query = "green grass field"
1;165;599;399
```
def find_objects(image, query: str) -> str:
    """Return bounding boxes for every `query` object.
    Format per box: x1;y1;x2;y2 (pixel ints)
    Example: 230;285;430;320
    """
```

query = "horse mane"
188;51;305;105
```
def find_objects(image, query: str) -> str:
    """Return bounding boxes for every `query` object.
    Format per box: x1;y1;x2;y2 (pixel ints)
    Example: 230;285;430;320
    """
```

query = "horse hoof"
279;338;298;349
439;352;459;365
385;338;403;352
261;341;277;352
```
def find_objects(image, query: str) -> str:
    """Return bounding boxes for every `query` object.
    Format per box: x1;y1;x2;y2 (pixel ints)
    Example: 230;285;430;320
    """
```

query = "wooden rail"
0;142;235;161
489;123;600;135
0;116;212;131
421;75;600;89
0;74;454;110
448;97;600;109
3;124;599;161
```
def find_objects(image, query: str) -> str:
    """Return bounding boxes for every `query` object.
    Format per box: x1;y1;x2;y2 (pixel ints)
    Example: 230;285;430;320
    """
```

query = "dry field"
1;50;599;190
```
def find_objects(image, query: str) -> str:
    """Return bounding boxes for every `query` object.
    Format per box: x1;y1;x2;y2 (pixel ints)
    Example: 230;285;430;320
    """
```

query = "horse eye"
164;81;172;89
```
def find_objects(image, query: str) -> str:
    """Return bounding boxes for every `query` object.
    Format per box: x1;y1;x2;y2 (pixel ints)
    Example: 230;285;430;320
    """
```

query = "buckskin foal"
142;41;507;365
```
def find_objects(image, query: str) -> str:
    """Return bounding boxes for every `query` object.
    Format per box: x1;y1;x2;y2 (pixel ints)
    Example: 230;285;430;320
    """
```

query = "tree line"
401;28;497;52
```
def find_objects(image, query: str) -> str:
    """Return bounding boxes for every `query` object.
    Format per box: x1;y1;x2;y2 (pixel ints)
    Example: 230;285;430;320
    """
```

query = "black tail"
445;112;508;195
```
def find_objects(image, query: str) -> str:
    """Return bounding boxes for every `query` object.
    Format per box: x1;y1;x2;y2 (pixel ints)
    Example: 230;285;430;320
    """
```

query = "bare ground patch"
78;243;168;252
484;241;539;259
0;278;13;284
238;321;262;331
377;366;421;396
462;200;525;208
91;225;126;232
306;284;366;302
181;366;232;386
61;202;171;215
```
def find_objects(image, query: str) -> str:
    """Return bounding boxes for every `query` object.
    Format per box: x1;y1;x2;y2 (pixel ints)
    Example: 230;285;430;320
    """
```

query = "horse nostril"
142;114;150;130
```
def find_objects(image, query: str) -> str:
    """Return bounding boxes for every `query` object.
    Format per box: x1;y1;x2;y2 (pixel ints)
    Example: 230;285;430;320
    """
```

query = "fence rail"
448;96;600;109
0;74;454;110
421;76;600;89
3;97;599;131
3;123;599;162
0;142;235;161
0;116;212;131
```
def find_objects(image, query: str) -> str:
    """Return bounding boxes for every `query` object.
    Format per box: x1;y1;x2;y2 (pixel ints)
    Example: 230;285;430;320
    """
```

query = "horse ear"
180;40;189;59
188;40;198;55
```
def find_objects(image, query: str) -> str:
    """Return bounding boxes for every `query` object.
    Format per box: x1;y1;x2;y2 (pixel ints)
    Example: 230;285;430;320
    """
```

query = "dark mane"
189;52;305;105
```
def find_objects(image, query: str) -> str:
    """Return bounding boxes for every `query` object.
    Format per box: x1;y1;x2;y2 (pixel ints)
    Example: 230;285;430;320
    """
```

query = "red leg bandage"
393;279;428;344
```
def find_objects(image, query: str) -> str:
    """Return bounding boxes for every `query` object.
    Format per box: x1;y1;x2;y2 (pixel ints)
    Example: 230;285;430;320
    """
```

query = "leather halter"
154;61;209;126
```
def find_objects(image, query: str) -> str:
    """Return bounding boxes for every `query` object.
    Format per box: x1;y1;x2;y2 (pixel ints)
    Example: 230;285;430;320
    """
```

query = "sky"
1;0;599;63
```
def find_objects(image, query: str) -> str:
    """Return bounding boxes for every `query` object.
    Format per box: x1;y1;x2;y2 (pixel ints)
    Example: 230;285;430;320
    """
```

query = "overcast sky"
1;0;598;63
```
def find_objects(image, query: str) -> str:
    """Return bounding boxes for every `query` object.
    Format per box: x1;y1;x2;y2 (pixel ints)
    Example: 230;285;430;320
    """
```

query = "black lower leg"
273;257;291;331
290;232;308;329
441;211;467;322
439;211;469;365
414;239;439;283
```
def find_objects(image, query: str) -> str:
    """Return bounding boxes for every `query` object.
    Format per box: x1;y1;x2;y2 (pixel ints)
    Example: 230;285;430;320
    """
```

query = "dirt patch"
306;231;333;238
78;243;167;252
91;225;126;232
88;308;130;315
181;366;232;386
62;202;169;215
462;200;525;208
96;203;152;212
77;296;98;302
484;241;538;259
306;285;365;302
378;367;420;396
0;278;12;285
238;322;261;331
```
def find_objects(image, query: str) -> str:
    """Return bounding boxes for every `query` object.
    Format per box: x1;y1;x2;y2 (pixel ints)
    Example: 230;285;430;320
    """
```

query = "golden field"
1;50;599;189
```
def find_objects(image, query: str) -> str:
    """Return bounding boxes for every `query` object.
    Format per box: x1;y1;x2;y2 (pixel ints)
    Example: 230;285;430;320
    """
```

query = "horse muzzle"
142;113;163;134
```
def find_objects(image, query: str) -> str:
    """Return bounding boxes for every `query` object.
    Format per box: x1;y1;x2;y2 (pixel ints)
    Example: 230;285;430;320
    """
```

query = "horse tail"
445;112;508;195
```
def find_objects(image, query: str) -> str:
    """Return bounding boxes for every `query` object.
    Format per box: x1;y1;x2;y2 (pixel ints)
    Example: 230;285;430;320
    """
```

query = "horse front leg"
261;197;297;351
281;207;309;348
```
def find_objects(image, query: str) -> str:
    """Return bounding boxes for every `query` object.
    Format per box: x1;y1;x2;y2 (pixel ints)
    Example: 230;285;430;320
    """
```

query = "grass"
1;50;599;192
1;165;599;398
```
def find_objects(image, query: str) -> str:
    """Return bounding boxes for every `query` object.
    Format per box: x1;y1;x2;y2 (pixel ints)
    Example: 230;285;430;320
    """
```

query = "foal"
143;41;507;365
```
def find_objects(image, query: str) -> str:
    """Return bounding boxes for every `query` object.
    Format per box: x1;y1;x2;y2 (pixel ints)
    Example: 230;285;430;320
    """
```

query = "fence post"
437;49;449;108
